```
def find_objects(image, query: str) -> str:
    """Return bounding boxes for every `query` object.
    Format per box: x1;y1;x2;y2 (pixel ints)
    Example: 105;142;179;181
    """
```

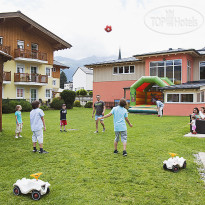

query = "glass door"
31;66;38;82
31;89;37;102
31;43;38;59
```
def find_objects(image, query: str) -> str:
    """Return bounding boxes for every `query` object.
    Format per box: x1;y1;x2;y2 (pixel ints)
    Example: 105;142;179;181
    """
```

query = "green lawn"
0;108;205;204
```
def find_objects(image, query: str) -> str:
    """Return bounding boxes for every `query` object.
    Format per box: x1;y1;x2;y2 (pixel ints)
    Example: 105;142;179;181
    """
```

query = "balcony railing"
14;73;48;84
14;49;47;61
0;45;11;55
3;71;11;81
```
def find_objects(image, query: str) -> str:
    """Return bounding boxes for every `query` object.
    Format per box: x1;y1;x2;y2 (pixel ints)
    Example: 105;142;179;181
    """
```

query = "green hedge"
40;105;49;111
84;101;93;108
74;100;81;107
50;98;65;110
2;100;32;114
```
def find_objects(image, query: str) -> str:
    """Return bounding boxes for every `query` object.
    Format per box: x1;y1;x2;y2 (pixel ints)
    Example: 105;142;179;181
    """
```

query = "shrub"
79;89;87;96
76;90;80;96
89;91;93;96
19;100;32;112
84;101;93;108
2;103;13;114
2;100;32;113
50;98;65;110
74;100;81;107
40;105;49;111
60;90;76;109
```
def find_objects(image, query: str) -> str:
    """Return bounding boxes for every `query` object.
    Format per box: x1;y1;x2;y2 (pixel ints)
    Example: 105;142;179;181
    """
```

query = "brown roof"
0;11;72;51
0;50;12;61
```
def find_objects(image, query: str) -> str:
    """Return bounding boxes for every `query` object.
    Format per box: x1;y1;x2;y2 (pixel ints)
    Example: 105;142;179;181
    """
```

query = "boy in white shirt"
30;101;48;154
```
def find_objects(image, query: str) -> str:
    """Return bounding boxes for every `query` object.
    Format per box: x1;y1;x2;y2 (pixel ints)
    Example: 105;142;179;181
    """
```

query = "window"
52;80;56;86
167;94;179;102
150;60;182;84
201;91;205;102
52;67;56;72
46;89;51;98
46;67;51;77
31;66;37;74
130;66;134;73
31;89;37;102
17;88;24;98
17;40;24;50
31;43;38;51
187;60;191;82
181;94;193;102
119;66;123;73
113;65;135;74
0;37;3;45
113;67;118;74
167;93;193;103
17;64;24;73
200;62;205;80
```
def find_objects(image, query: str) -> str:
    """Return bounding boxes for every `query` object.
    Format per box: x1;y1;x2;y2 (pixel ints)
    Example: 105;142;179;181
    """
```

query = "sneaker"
114;150;118;154
19;135;22;138
39;150;49;154
102;128;105;132
33;149;39;153
64;130;67;132
94;131;98;133
15;136;18;139
60;130;62;132
123;150;127;156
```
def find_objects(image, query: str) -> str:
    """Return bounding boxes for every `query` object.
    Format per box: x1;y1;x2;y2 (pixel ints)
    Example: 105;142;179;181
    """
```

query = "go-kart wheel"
32;190;41;200
47;187;50;194
183;161;187;169
13;186;21;196
163;164;167;170
172;165;179;173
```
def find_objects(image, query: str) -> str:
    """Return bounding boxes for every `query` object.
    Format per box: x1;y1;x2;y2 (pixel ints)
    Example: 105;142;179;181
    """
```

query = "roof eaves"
0;12;72;50
133;49;200;58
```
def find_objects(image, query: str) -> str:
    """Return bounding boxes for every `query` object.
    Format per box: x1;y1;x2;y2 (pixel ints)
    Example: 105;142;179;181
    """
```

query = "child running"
30;101;48;154
15;105;23;138
60;104;67;132
97;98;133;156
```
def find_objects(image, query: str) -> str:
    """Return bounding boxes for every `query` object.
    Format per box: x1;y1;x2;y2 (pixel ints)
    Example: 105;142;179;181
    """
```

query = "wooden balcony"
14;73;48;84
0;45;11;55
3;71;11;81
14;49;47;61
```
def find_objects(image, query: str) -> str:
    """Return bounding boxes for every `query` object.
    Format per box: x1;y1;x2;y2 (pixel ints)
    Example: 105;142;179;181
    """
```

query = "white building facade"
73;67;93;91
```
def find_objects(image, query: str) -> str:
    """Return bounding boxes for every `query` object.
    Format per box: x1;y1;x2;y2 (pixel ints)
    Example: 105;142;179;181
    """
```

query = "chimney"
118;48;121;60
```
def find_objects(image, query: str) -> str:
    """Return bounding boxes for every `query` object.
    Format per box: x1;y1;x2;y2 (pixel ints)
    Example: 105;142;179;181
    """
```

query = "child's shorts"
114;131;127;143
192;125;196;131
32;129;43;144
16;123;22;133
60;120;67;126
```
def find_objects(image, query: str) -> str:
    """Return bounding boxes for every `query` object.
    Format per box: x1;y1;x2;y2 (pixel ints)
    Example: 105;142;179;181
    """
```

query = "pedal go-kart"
13;172;50;200
163;153;186;173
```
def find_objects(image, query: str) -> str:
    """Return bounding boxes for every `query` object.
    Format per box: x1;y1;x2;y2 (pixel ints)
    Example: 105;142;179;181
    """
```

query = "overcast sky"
1;0;205;59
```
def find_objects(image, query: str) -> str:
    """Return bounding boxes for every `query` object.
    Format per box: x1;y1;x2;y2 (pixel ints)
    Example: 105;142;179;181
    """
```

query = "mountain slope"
55;55;117;82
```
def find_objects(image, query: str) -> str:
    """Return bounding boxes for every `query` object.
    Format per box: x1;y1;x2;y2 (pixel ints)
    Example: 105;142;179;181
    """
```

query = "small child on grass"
97;98;133;156
30;101;48;154
60;104;67;132
15;105;23;139
189;115;197;134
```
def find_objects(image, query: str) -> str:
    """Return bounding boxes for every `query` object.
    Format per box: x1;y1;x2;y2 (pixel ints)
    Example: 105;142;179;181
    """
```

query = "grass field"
0;108;205;205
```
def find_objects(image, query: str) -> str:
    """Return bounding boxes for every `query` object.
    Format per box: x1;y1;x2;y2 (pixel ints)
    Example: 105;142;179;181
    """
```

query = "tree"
60;90;76;109
60;71;67;89
79;89;87;96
